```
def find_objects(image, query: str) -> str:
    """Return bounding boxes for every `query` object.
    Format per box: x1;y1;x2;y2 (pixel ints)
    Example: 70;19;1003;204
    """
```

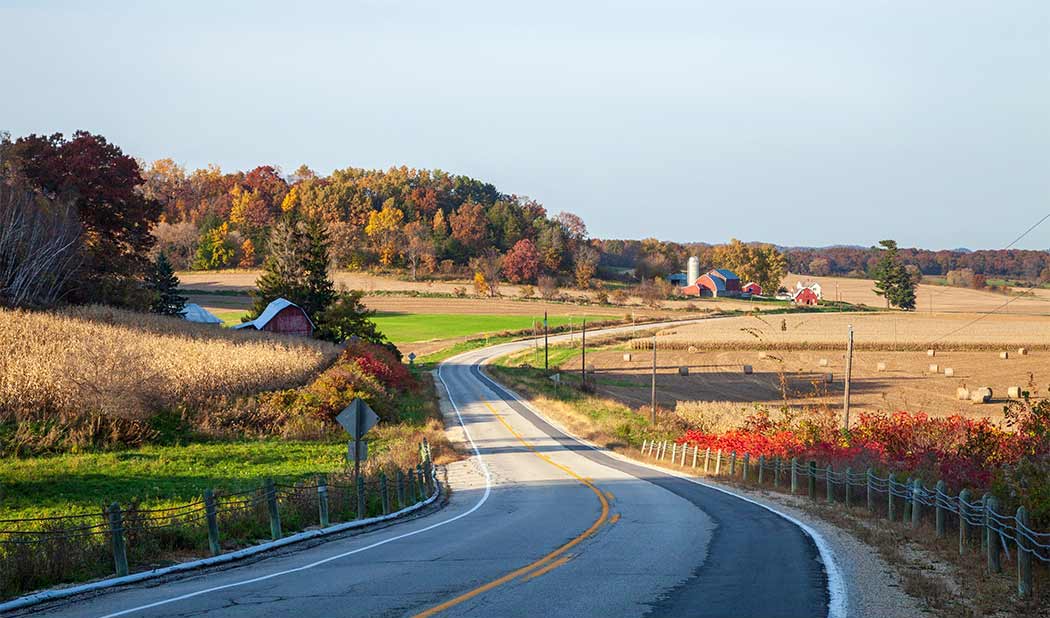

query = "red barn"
682;269;742;297
792;287;820;306
742;282;762;296
232;298;314;337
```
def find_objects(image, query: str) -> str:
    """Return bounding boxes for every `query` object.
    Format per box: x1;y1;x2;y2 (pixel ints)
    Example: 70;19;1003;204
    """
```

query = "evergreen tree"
872;240;916;310
146;252;187;316
250;219;308;318
301;217;336;317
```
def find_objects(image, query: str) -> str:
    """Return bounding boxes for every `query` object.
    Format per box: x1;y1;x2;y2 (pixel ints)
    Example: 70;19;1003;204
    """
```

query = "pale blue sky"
2;1;1047;250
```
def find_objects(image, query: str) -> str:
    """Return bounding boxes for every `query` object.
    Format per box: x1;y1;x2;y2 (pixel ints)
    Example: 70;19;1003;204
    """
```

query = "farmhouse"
232;298;314;337
742;282;762;296
682;269;742;298
667;272;689;287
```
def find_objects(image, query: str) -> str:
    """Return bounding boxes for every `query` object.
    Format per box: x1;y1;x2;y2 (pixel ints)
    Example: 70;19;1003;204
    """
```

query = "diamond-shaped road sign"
336;398;379;440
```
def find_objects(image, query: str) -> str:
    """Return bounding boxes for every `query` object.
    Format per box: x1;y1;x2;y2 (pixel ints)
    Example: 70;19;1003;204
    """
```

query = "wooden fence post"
641;439;648;457
680;444;688;466
396;469;405;509
866;468;874;513
790;458;799;494
808;461;816;500
356;474;366;519
742;453;750;482
911;479;922;529
1017;506;1031;599
902;477;913;523
774;458;781;488
107;502;129;577
204;489;221;556
715;449;722;475
704;448;711;473
671;442;677;463
959;488;970;555
758;455;765;485
417;464;426;498
986;494;1001;573
729;451;737;477
380;473;390;515
317;476;330;528
692;445;699;468
887;473;897;521
265;478;281;540
935;480;946;538
981;492;990;553
407;468;417;503
844;467;852;508
826;465;833;503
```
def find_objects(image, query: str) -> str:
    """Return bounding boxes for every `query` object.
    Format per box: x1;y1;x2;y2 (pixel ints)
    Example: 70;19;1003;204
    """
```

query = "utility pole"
581;319;587;388
650;333;657;424
843;325;854;430
543;311;549;373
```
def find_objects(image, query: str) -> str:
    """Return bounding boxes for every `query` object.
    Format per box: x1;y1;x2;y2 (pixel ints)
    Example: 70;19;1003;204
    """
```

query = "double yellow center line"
414;402;612;617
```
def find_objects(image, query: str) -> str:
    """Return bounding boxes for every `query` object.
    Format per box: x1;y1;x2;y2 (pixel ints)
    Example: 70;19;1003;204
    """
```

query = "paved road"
22;323;838;618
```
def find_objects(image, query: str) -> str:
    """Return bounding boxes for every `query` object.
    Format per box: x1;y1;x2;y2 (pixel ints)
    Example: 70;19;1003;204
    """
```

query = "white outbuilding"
180;303;223;325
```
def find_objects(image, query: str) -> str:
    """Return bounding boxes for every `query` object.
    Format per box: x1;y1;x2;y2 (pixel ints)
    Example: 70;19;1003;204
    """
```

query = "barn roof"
180;303;223;325
713;269;739;281
700;273;726;291
231;298;313;331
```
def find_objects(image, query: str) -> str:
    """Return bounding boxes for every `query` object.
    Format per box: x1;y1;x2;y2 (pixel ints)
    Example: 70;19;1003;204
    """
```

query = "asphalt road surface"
21;323;840;618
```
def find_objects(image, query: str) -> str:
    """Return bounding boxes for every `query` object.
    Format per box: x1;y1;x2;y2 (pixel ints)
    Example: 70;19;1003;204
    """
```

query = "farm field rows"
538;311;1049;422
783;272;1050;315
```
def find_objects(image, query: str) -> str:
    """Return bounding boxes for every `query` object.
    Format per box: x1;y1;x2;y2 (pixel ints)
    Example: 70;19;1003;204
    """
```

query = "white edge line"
475;358;848;618
1;356;493;618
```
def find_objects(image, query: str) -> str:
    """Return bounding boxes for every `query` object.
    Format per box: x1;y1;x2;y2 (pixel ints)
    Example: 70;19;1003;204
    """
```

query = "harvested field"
783;273;1050;316
552;346;1048;422
641;311;1050;351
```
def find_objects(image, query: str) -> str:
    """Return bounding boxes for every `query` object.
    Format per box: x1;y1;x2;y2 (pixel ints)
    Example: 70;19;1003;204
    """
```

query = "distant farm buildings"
742;282;762;296
792;282;822;306
682;269;743;298
667;272;689;287
232;298;314;337
180;303;223;325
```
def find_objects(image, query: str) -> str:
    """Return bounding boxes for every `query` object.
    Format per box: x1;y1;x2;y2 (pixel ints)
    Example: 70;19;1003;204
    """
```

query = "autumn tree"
403;220;433;280
573;245;600;288
1;131;162;307
449;200;488;253
239;238;256;268
537;223;566;272
503;238;541;283
470;249;504;297
193;222;235;269
713;239;786;295
365;200;404;266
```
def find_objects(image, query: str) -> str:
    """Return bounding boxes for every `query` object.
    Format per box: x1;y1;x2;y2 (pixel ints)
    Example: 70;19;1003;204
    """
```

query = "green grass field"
0;440;350;521
372;313;606;343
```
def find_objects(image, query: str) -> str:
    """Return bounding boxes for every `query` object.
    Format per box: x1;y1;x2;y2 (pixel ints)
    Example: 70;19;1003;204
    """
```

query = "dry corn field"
0;306;340;421
639;311;1050;351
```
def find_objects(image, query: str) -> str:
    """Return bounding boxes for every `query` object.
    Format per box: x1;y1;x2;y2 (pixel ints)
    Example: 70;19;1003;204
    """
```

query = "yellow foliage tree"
281;185;300;213
473;271;489;296
238;238;256;268
365;200;405;266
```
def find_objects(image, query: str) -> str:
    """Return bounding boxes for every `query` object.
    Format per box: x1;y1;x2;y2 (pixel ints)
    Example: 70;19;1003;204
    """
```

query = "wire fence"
0;441;438;601
640;438;1044;599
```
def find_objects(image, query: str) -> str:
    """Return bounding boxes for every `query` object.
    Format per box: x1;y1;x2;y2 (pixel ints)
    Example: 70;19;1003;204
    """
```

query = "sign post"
336;398;380;487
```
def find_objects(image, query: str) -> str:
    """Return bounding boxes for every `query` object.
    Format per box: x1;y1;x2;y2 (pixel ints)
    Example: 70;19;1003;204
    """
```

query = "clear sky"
2;1;1047;250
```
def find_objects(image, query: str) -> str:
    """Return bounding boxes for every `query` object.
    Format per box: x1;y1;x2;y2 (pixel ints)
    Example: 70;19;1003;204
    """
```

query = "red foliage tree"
503;238;541;283
449;200;489;252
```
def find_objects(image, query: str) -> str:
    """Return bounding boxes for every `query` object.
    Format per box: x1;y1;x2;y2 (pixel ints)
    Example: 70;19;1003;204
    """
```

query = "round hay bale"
823;373;833;384
928;364;939;373
622;353;632;362
970;387;992;404
687;345;699;354
758;351;768;359
742;365;753;374
1018;347;1028;356
678;366;689;376
943;367;954;377
586;364;596;373
818;358;829;367
1007;386;1022;398
999;351;1009;360
927;349;936;357
876;362;887;372
956;387;970;400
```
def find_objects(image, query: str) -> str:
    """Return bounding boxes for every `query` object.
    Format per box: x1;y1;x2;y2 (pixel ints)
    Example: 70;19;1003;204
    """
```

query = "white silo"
687;256;700;285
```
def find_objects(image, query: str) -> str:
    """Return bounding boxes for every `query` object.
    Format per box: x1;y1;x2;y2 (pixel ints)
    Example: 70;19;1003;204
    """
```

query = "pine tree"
872;240;916;310
147;252;187;316
301;218;336;317
250;219;307;318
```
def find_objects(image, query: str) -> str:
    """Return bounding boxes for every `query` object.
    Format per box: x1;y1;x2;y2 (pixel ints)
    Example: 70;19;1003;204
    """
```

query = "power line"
1004;212;1050;250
